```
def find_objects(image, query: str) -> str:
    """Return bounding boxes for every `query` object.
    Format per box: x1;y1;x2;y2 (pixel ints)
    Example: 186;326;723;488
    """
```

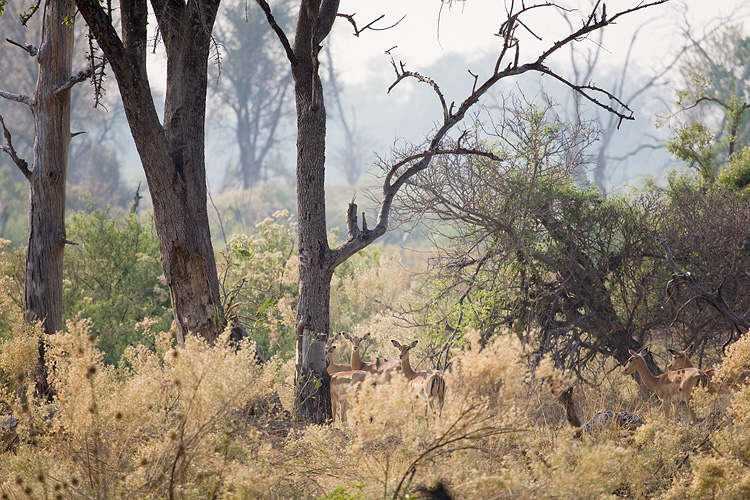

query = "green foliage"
63;209;171;365
665;122;717;183
319;482;365;500
218;210;299;359
717;146;750;195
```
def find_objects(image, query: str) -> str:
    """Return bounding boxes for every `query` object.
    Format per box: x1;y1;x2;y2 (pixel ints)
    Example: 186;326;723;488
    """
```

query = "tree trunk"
292;0;334;423
26;0;75;396
76;0;226;344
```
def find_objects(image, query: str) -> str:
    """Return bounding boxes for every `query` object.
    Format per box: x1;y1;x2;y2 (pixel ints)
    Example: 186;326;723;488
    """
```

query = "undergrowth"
1;313;750;498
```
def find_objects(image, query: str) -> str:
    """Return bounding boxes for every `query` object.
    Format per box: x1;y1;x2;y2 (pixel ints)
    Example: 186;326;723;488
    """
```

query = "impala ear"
342;332;352;341
362;332;371;340
391;339;400;348
410;340;418;349
668;349;678;356
628;349;638;356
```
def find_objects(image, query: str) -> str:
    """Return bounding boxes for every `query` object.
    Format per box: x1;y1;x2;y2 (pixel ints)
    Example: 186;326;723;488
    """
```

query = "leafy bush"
63;210;172;365
717;145;750;195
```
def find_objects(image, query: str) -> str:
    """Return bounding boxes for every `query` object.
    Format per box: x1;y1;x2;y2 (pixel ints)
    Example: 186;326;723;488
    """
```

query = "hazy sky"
329;0;746;86
142;0;747;193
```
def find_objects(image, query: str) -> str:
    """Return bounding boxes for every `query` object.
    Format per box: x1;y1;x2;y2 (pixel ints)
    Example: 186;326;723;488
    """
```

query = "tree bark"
76;0;226;344
291;0;334;423
25;0;76;396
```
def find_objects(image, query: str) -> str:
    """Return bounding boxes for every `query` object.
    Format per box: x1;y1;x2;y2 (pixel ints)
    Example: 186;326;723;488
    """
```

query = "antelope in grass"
330;369;370;422
391;340;446;416
668;346;748;394
623;349;709;424
341;332;401;380
326;335;351;376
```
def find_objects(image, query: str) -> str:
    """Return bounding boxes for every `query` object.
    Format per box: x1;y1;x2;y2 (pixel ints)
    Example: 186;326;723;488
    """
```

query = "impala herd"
325;333;446;422
324;331;745;426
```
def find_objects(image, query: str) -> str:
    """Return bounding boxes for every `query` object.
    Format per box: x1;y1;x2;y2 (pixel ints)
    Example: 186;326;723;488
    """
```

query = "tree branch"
657;237;749;343
255;0;296;66
5;37;38;56
338;12;405;37
0;88;31;106
388;55;450;121
539;68;634;122
0;113;31;180
54;62;105;95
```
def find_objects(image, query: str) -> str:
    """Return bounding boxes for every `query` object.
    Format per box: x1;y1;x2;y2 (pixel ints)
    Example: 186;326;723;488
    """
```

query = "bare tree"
559;13;684;193
257;0;672;422
0;0;94;395
211;0;295;190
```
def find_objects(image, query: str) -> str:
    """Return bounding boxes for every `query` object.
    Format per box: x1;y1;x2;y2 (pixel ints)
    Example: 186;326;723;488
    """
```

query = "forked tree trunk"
26;0;75;396
76;0;226;345
292;0;333;423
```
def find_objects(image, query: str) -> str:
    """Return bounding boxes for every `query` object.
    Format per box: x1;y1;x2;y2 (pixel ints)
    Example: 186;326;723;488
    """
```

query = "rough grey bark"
290;0;336;422
0;0;77;396
75;0;227;344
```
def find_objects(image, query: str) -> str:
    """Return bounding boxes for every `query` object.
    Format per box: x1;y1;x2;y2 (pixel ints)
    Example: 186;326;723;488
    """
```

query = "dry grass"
2;312;750;498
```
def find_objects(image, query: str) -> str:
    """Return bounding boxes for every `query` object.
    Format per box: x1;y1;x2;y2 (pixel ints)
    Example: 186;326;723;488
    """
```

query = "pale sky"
328;0;746;86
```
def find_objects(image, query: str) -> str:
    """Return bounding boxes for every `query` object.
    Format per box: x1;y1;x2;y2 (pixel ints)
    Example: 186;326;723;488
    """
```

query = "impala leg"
340;399;347;422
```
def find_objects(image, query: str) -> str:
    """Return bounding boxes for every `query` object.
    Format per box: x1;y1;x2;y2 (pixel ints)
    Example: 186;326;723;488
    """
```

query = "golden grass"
1;318;750;499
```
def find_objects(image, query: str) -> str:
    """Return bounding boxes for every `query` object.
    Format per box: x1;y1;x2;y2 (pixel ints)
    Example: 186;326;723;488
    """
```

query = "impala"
668;346;748;393
391;339;446;416
623;349;708;424
330;369;369;422
342;332;401;380
325;334;352;376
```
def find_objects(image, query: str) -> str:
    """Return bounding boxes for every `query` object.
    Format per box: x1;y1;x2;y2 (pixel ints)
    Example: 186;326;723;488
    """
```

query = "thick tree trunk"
26;0;75;396
292;0;334;423
76;0;226;344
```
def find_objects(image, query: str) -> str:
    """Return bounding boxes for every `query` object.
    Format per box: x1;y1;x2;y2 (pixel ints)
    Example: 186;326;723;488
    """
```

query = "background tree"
257;0;672;422
666;22;750;181
75;0;231;344
210;0;296;191
558;12;682;193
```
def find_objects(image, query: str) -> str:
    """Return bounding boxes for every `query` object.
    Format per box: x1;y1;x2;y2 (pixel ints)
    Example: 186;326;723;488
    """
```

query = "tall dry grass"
2;310;750;498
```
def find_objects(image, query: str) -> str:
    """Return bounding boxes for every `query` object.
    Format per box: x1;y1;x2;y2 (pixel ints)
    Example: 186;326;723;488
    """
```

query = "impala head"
325;344;336;365
667;345;693;371
391;339;418;360
343;332;370;351
623;349;645;375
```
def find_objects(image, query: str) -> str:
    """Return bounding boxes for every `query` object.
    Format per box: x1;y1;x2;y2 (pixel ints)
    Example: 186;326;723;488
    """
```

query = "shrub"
63;209;171;365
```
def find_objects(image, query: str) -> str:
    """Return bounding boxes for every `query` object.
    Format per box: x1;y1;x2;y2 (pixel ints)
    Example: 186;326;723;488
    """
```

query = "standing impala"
330;369;369;422
668;346;747;393
341;332;401;380
325;334;352;376
391;339;446;416
623;349;708;424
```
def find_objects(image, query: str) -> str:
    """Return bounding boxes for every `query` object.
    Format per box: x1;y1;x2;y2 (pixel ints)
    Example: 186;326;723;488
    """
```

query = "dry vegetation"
2;282;750;500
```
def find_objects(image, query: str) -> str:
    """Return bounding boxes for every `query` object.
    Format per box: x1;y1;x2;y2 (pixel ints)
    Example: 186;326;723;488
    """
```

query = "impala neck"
400;351;417;379
632;357;661;393
350;347;363;370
